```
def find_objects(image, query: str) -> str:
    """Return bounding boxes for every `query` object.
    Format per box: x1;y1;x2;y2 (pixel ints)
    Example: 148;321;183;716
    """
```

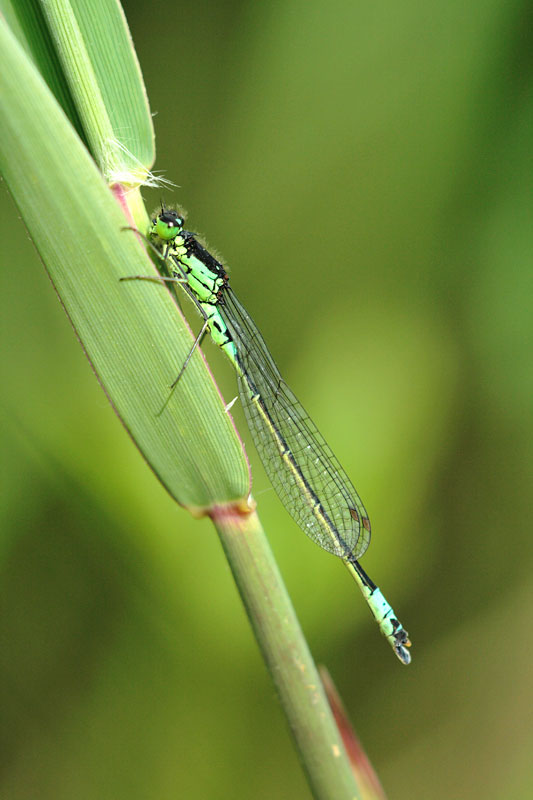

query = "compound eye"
165;211;184;229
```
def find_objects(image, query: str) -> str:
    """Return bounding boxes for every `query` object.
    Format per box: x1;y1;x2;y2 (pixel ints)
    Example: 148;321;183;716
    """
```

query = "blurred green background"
1;1;532;798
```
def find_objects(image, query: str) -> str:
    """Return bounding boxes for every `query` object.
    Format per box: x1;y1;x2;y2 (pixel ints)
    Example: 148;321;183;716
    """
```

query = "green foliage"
2;0;154;179
1;0;532;798
0;5;362;798
0;11;249;510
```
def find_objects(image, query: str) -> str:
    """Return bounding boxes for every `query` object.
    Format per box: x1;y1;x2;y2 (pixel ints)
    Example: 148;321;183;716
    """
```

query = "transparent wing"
220;288;371;560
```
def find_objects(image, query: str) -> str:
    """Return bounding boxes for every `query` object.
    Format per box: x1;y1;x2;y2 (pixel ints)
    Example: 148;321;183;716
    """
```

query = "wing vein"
220;288;371;560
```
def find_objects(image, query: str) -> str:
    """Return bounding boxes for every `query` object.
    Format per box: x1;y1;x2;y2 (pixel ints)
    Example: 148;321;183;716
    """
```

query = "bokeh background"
1;1;532;798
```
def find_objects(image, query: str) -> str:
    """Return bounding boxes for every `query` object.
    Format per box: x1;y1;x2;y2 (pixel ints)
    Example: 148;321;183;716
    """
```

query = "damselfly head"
151;207;185;242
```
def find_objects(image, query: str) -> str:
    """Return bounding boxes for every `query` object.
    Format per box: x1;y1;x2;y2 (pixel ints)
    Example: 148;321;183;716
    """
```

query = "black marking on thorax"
183;233;228;279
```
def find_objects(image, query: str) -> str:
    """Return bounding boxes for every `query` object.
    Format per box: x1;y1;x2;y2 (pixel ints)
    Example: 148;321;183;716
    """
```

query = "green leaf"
2;0;154;183
1;0;86;138
0;18;249;511
1;14;370;799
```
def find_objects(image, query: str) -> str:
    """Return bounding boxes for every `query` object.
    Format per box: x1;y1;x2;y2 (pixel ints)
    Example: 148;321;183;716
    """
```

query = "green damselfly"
125;208;411;664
